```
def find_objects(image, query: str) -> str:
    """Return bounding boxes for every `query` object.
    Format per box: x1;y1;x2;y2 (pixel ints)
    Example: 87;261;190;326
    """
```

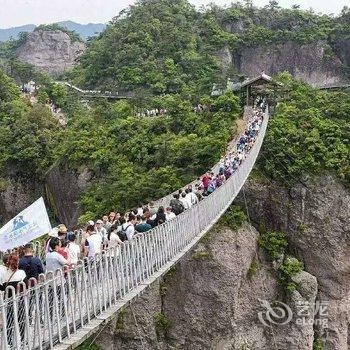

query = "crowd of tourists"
0;109;264;291
135;103;210;118
136;108;168;118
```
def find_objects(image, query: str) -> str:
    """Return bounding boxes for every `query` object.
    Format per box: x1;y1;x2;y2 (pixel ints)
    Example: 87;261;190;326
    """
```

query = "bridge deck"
55;82;132;99
317;84;350;90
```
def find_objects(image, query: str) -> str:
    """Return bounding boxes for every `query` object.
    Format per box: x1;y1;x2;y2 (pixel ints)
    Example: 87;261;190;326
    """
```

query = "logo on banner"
3;215;40;246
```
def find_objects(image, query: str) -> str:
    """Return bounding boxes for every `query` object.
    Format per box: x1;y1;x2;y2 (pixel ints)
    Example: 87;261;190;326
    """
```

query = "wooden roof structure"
230;73;273;92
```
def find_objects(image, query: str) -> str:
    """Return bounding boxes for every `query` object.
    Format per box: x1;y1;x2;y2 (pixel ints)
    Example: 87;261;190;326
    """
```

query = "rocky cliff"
16;30;86;76
233;41;346;86
236;173;350;349
45;166;92;228
0;175;43;225
218;40;348;86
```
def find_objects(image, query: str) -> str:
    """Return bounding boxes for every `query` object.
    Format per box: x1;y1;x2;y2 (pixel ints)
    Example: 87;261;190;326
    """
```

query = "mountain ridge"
0;21;106;42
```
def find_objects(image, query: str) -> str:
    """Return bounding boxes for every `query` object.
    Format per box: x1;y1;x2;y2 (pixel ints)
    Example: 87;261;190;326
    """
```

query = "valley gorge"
0;1;349;349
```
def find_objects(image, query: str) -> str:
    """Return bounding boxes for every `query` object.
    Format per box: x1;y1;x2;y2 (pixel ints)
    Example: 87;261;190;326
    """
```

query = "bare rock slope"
233;41;346;86
16;30;86;76
218;40;348;86
236;174;350;349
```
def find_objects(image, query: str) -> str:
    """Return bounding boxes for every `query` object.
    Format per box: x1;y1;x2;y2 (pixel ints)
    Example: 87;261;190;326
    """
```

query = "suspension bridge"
317;83;350;91
55;82;134;100
0;109;269;350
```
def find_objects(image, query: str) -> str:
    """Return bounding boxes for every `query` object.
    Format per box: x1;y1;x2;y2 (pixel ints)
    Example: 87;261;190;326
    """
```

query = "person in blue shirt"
135;215;152;233
19;243;44;281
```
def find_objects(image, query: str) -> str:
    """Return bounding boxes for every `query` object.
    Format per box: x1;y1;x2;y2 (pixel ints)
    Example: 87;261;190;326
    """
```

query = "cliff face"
16;30;86;77
236;174;350;349
92;223;317;350
45;166;92;228
218;40;348;86
0;175;43;224
0;166;91;228
87;173;349;350
232;41;346;86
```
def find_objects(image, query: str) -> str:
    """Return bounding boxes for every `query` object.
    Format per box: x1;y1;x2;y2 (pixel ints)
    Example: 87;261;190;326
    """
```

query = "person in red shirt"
57;240;69;260
202;172;210;193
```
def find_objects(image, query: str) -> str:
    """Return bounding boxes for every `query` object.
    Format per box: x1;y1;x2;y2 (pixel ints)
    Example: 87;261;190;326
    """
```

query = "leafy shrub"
258;231;288;261
279;257;304;293
192;250;213;261
260;73;350;188
76;340;101;350
154;313;171;338
279;257;303;278
313;338;324;350
220;205;247;230
247;258;259;279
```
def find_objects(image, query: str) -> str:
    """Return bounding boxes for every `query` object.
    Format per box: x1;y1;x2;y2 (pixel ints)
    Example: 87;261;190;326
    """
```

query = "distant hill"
0;24;36;42
0;21;106;42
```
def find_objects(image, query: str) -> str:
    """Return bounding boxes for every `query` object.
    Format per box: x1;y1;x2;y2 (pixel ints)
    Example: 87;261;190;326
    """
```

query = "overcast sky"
0;0;347;28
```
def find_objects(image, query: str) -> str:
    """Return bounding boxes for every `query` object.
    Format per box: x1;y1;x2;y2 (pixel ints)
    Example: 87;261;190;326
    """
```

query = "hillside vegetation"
71;0;350;94
260;73;350;187
0;0;349;224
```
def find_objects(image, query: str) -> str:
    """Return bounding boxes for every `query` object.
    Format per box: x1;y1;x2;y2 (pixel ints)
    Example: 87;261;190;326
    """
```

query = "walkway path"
55;82;133;99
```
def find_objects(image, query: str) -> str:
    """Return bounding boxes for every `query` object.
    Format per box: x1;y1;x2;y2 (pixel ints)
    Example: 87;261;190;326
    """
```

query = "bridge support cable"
0;112;269;350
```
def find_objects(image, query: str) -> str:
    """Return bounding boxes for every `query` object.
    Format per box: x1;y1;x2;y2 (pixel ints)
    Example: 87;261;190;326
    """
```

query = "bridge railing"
0;113;268;350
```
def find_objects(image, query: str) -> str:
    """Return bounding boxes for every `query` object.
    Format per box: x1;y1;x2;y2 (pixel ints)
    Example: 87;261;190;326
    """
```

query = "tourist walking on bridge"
119;215;137;240
46;237;68;272
0;253;27;345
170;193;184;215
84;226;103;258
19;243;44;281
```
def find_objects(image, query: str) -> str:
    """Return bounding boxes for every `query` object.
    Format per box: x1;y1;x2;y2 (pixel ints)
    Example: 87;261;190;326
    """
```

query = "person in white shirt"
46;237;68;273
137;204;144;216
121;216;137;241
187;187;198;206
108;224;123;248
165;207;176;221
185;189;193;209
67;233;81;265
180;192;190;210
85;230;103;258
0;254;9;285
95;220;108;247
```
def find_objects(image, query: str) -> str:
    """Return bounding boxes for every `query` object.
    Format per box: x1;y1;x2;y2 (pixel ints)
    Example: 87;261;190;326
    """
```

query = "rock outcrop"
217;40;348;86
45;165;92;228
16;30;86;76
0;166;91;228
232;41;346;86
236;174;350;349
92;223;318;350
0;175;43;224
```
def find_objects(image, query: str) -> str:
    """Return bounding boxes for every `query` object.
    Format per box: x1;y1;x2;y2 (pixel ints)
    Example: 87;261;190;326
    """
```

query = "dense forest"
260;73;349;187
0;0;349;224
69;0;350;95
